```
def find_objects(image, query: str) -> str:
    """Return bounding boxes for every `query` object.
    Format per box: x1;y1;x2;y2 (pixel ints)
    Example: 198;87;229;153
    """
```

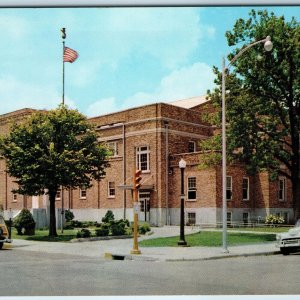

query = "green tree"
0;105;109;237
201;10;300;220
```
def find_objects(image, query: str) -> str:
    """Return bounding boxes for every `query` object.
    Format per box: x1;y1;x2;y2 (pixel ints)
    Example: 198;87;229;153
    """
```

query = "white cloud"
0;76;76;114
0;15;29;40
85;62;215;117
86;97;119;117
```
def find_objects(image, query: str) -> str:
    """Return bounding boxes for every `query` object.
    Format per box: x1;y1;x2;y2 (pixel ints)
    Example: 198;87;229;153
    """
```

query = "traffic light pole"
131;169;141;255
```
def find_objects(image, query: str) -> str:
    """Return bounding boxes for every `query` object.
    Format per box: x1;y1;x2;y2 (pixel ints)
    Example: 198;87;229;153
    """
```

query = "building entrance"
139;192;150;222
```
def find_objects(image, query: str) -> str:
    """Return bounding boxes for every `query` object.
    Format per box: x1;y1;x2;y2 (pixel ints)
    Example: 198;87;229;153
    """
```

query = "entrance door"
139;192;150;222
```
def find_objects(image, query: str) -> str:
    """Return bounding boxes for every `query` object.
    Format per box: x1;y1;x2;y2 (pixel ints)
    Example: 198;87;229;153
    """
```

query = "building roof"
0;108;37;120
169;96;208;109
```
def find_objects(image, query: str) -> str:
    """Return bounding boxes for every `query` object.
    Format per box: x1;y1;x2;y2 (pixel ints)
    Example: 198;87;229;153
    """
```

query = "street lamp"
178;158;187;246
221;36;273;253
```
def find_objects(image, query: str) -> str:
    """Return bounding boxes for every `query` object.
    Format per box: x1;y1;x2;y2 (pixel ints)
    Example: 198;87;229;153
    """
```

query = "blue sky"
0;6;299;117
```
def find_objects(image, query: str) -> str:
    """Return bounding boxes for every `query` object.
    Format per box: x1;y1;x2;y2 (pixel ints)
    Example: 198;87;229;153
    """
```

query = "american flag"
63;47;78;63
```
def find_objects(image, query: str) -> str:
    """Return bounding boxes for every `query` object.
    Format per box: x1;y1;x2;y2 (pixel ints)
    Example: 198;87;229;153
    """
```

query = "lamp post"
178;158;187;246
221;36;273;253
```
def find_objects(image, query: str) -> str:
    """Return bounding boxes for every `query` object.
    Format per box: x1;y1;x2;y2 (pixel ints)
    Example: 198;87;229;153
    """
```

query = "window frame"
188;141;196;153
12;193;17;202
55;188;61;200
187;176;197;201
187;212;196;225
80;187;87;199
106;141;118;157
108;181;116;198
278;177;286;201
242;177;250;201
136;146;150;173
227;211;232;226
226;176;232;200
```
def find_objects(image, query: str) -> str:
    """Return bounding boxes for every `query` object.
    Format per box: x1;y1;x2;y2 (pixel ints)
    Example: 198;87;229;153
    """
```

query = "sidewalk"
10;226;281;261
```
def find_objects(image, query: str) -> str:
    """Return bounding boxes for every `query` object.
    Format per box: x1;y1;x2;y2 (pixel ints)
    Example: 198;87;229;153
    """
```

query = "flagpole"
61;28;66;105
60;28;66;234
62;40;65;105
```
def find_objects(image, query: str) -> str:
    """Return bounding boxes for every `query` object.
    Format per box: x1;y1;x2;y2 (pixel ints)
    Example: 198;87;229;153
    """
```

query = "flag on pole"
63;47;78;63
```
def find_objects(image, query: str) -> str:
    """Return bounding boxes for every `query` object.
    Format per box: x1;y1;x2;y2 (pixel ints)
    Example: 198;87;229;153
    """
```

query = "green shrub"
76;228;91;238
95;223;110;236
139;222;151;235
70;220;82;228
65;210;75;222
13;209;36;235
64;221;74;230
102;210;115;224
110;222;126;236
265;214;285;226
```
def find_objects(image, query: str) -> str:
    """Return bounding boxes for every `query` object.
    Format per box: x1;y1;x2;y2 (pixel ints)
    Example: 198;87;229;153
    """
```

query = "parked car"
0;215;12;250
276;219;300;255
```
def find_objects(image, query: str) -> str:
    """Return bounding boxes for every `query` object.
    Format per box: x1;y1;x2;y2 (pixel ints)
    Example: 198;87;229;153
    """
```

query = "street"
0;248;299;296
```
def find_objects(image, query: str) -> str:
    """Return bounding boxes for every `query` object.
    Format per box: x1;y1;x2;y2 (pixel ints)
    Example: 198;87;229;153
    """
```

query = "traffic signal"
134;169;142;190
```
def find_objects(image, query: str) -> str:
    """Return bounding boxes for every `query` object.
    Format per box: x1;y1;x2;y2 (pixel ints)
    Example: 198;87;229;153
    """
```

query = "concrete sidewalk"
10;226;281;261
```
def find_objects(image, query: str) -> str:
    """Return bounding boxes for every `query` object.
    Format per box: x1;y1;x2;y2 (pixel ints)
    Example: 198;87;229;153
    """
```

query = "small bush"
110;222;126;236
265;214;285;226
13;209;36;235
70;220;82;228
65;210;75;222
64;221;74;230
102;210;115;224
139;222;151;235
76;228;91;238
95;223;110;236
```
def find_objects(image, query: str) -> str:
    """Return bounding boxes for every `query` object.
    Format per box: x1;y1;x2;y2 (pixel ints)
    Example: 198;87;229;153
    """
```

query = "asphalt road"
1;248;299;296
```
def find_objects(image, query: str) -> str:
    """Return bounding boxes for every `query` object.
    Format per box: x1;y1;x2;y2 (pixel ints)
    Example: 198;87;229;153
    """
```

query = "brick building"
0;97;294;226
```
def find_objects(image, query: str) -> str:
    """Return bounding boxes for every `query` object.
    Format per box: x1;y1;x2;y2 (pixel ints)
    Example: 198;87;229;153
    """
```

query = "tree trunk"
292;178;300;222
48;190;58;237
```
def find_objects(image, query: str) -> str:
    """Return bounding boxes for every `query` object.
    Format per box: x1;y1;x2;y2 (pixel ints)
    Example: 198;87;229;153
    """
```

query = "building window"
188;141;196;153
187;177;197;200
227;212;232;226
55;188;61;200
108;182;115;198
136;146;150;172
226;176;232;200
80;187;87;199
12;193;17;202
242;177;249;200
106;141;118;157
243;212;250;225
187;212;196;225
278;177;286;201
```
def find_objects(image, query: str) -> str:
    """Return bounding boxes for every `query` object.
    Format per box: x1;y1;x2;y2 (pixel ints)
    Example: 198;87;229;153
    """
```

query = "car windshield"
295;219;300;228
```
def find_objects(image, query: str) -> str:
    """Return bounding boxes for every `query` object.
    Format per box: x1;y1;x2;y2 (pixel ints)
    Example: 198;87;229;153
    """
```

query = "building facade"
0;97;294;226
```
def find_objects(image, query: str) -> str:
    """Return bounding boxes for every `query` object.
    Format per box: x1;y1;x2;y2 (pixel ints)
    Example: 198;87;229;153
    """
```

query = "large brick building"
0;97;294;226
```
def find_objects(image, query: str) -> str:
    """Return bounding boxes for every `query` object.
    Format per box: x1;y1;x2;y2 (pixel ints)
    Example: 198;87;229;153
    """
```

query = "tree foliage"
0;105;109;236
201;10;300;218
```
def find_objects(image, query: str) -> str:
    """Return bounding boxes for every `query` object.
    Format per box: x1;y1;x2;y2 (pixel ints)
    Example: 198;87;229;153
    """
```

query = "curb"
104;252;159;261
104;250;281;262
166;251;281;262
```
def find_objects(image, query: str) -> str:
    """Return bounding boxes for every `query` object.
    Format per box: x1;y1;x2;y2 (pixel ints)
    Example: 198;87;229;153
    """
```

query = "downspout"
5;169;8;210
165;121;169;225
97;180;100;209
123;123;126;219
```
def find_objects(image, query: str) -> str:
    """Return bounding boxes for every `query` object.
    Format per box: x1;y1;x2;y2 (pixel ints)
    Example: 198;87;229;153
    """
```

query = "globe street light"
221;36;273;253
178;158;188;246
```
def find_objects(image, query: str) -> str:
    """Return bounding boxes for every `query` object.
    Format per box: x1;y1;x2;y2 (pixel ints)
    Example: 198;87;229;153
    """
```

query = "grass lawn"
11;228;78;242
139;231;276;247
